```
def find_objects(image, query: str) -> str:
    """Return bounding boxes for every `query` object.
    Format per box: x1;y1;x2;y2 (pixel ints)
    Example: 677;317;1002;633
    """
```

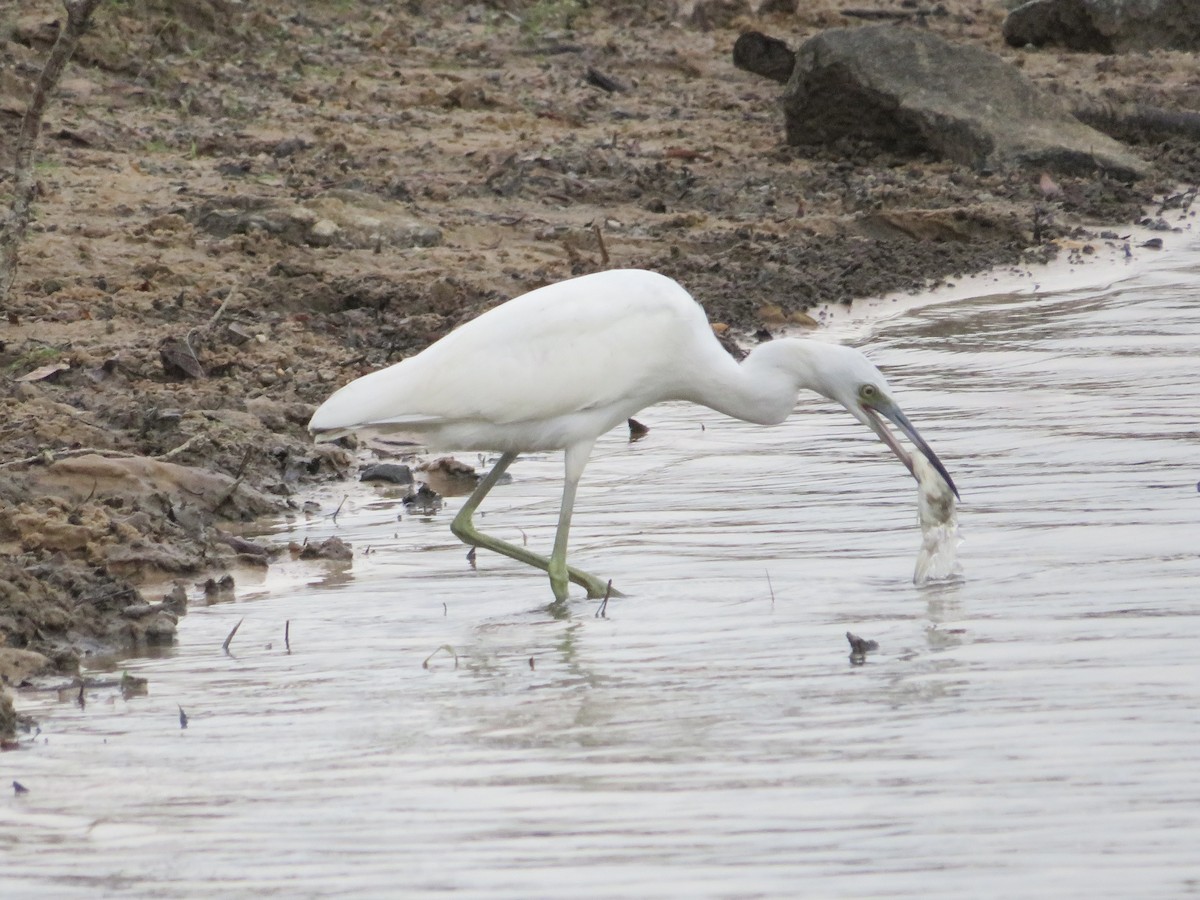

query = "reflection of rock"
1004;0;1200;53
118;604;178;645
203;573;237;603
783;26;1147;179
191;190;441;250
403;483;443;514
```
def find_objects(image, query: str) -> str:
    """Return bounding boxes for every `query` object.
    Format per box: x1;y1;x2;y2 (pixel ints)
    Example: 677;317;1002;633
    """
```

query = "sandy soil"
1;0;1197;733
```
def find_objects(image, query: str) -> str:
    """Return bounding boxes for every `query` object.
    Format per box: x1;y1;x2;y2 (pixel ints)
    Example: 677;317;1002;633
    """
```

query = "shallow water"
7;235;1200;898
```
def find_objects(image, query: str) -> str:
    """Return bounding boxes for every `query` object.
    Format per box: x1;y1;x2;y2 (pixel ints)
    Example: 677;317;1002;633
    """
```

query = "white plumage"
310;268;955;603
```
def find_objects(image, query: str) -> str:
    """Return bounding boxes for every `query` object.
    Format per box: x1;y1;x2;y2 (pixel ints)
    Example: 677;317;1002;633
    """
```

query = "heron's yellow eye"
859;384;880;403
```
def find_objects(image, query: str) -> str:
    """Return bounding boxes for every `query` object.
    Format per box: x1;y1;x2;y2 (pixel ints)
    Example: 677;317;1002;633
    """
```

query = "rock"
309;218;341;245
102;541;196;577
415;457;478;480
216;532;274;558
36;454;283;521
1004;0;1200;53
0;648;53;684
691;0;751;30
203;574;236;603
141;613;178;644
360;463;414;485
782;26;1148;179
733;31;796;84
190;191;441;250
0;691;15;738
859;207;1027;243
159;337;205;379
402;483;443;514
162;582;189;615
296;536;353;561
223;323;255;345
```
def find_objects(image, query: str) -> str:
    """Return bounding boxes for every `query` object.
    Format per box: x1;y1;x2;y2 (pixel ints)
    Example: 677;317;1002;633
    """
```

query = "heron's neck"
700;338;833;426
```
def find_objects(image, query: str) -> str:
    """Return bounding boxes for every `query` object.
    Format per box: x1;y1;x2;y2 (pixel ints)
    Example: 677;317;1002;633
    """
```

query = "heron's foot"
565;565;621;600
453;518;621;600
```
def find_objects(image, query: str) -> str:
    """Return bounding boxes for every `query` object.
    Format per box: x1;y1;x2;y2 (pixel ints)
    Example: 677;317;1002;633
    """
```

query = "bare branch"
0;0;104;304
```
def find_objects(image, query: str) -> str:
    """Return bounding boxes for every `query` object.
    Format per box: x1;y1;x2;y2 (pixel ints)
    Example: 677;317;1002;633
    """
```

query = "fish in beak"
861;397;959;499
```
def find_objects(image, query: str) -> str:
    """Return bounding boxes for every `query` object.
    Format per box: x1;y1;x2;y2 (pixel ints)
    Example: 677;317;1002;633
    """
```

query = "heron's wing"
311;271;709;433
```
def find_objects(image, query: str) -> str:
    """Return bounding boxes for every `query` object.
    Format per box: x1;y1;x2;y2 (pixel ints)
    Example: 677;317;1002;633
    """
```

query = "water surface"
6;236;1200;898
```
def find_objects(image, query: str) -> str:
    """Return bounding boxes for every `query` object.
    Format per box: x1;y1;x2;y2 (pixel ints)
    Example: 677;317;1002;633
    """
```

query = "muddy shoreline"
2;0;1198;734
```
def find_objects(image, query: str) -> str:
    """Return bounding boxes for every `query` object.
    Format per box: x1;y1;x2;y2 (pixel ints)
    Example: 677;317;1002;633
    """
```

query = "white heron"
309;269;957;603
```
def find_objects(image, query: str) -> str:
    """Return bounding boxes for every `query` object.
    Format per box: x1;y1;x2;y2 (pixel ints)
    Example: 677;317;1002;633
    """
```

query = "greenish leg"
450;450;619;601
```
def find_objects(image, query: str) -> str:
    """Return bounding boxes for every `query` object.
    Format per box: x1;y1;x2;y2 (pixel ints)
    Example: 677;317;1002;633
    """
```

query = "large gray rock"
1004;0;1200;53
783;26;1147;179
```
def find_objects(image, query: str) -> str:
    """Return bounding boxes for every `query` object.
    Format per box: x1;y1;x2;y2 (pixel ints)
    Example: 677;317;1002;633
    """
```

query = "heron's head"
813;344;959;499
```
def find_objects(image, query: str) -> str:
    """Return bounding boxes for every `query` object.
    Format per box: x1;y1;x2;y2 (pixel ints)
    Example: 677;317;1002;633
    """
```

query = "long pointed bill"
862;401;959;499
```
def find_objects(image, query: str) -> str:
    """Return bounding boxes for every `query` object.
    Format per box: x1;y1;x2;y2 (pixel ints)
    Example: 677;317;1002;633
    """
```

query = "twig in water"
594;579;613;618
422;644;459;669
222;618;244;655
178;705;188;729
766;570;776;610
284;619;291;654
332;494;349;524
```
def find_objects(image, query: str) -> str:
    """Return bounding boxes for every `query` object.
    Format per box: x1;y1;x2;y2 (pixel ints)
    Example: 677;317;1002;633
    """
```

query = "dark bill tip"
866;403;959;500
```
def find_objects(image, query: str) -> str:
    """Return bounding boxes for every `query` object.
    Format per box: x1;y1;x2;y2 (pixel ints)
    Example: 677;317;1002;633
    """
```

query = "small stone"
360;463;414;485
309;219;340;246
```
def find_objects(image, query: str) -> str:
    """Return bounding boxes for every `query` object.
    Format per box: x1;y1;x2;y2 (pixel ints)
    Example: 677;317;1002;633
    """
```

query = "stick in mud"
592;222;610;267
